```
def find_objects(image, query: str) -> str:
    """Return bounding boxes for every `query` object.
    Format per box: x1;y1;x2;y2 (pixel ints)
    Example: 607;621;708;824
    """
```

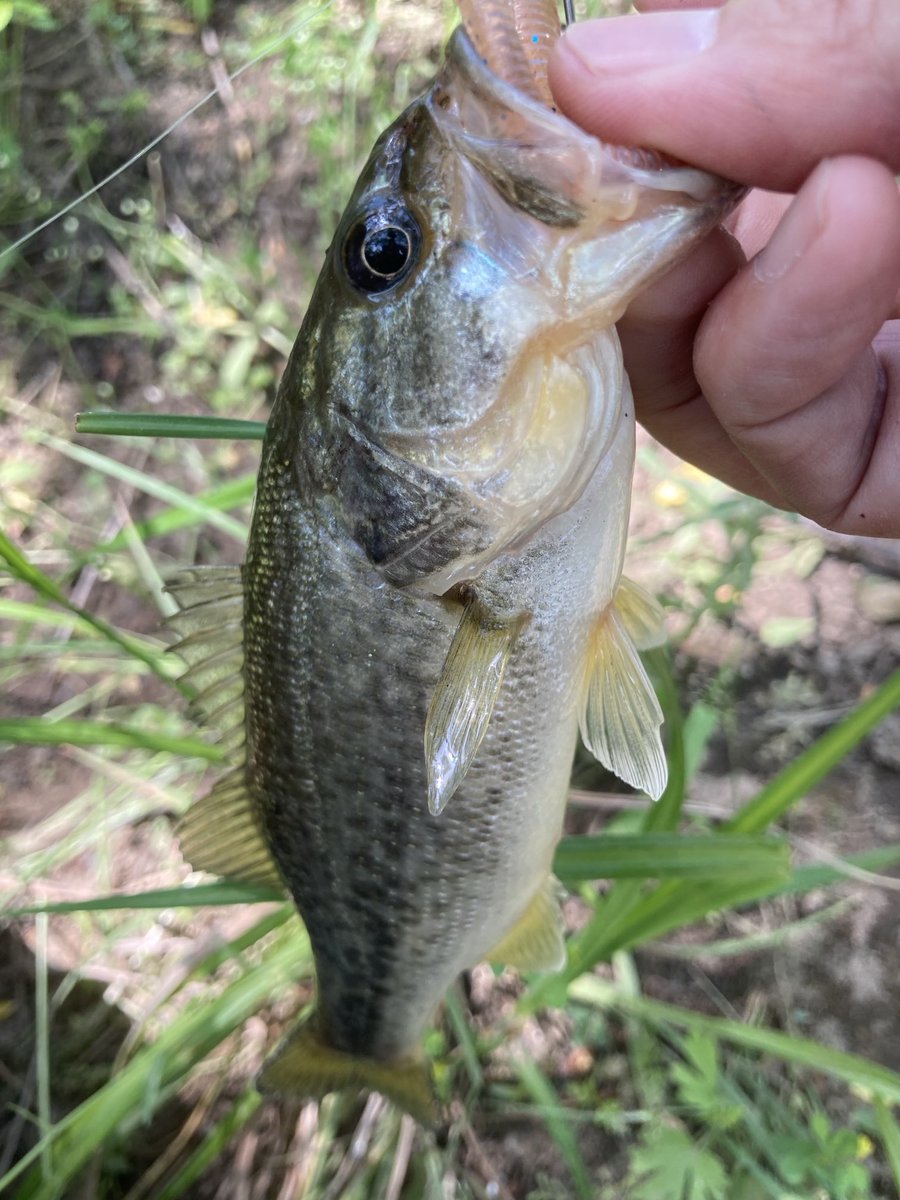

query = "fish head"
284;27;744;593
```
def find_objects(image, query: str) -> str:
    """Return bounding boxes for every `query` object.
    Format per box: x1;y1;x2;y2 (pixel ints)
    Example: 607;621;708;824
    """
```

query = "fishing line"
0;0;335;264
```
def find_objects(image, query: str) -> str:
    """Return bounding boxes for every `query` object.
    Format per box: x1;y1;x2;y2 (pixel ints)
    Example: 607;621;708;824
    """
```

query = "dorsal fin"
178;767;284;890
166;567;279;886
579;585;667;801
166;566;246;760
424;598;523;816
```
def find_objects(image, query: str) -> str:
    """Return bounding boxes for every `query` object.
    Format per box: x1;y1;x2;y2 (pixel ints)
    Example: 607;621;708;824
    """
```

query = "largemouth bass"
170;0;744;1120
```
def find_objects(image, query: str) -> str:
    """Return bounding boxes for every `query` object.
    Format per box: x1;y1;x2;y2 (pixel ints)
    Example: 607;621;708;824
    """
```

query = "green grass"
2;2;900;1197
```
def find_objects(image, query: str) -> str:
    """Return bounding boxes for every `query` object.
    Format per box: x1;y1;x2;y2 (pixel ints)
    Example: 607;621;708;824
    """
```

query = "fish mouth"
432;27;745;226
425;25;745;343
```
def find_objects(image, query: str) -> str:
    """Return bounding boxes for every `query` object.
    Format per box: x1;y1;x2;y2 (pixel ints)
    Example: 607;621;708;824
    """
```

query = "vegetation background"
2;1;900;1197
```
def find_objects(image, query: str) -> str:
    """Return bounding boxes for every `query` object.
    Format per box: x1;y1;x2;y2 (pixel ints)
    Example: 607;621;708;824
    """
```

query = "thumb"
549;0;900;191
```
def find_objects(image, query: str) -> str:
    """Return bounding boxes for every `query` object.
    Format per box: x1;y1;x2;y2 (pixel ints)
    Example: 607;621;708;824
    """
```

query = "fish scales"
173;1;745;1120
243;415;588;1060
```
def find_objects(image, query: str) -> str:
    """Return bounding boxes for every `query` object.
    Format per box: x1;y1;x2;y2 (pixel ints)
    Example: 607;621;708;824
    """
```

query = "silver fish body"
173;25;743;1118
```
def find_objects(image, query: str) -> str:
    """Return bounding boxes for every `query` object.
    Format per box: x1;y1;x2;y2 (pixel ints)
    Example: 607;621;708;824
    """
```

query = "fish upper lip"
434;27;742;210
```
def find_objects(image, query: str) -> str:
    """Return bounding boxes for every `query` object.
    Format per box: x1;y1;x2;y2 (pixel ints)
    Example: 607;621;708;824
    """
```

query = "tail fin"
258;1017;437;1124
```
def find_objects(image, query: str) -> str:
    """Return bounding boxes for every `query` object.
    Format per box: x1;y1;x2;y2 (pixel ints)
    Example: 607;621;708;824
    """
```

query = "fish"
167;0;744;1122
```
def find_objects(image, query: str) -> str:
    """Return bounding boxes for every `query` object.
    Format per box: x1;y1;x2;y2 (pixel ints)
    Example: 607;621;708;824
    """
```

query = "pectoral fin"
259;1018;436;1124
486;875;566;972
424;600;522;816
579;597;667;801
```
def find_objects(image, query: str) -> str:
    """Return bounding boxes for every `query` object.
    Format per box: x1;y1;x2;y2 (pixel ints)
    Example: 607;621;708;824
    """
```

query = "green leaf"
651;897;852;960
0;597;104;633
96;473;256;553
527;870;788;1009
874;1097;900;1193
75;412;267;440
771;1134;818;1186
220;336;260;392
776;843;900;895
682;702;719;782
535;650;692;1010
643;648;687;833
630;1126;728;1200
671;1031;743;1130
154;1090;262;1200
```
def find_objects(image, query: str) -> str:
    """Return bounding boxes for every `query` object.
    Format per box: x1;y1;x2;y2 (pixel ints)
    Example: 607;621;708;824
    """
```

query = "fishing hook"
563;0;576;26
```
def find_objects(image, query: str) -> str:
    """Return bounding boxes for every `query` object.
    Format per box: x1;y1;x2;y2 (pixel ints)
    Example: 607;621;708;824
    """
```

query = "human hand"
549;0;900;536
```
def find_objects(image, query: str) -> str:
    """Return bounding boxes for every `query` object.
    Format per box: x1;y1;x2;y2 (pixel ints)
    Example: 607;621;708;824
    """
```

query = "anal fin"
424;599;522;816
258;1017;436;1124
579;598;667;801
178;768;284;890
486;875;566;972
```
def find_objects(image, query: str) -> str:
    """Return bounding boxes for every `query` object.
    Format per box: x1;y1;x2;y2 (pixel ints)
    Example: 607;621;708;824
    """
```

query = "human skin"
548;0;900;536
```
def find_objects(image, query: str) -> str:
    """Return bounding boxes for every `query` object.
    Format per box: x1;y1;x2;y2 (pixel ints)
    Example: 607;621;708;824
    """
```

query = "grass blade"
726;668;900;833
0;716;223;761
777;843;900;894
648;897;853;960
643;648;687;833
0;598;106;634
526;869;789;1012
554;832;788;884
873;1096;900;1193
0;530;176;684
6;882;283;916
154;1090;263;1200
513;1056;593;1200
96;474;257;553
5;919;312;1199
33;431;249;542
571;976;900;1104
543;653;690;1007
76;412;268;440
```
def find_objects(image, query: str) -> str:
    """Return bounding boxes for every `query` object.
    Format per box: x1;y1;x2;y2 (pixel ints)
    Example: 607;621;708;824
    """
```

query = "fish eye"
343;208;421;295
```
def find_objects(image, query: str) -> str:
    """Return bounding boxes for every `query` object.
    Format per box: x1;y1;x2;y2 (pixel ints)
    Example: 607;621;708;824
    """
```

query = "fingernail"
753;160;831;283
561;10;720;74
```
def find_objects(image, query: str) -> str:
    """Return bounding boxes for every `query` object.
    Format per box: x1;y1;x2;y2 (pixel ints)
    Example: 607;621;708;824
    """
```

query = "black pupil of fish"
362;226;410;278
